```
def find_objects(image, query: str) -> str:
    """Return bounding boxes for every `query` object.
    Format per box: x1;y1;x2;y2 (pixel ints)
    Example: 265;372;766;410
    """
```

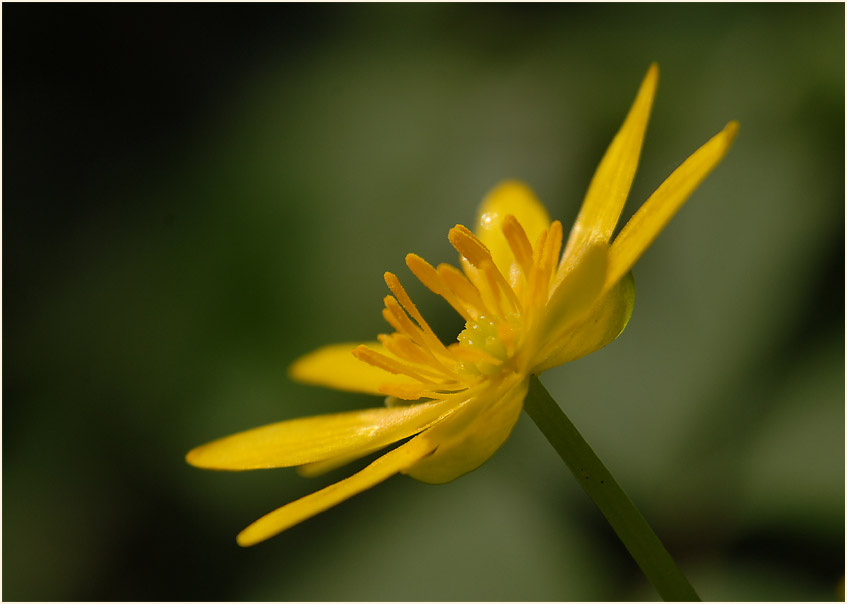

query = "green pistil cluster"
456;314;520;376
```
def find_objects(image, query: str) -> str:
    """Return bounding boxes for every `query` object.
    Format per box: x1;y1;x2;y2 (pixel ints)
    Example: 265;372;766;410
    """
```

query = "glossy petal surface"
404;376;529;484
186;398;457;470
536;272;635;371
289;342;419;395
530;244;609;369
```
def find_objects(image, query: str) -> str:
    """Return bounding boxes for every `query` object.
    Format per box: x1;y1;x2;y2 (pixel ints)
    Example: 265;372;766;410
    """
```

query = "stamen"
378;383;432;400
460;259;503;322
377;333;442;374
385;272;464;372
382;298;459;379
378;332;423;362
502;215;534;276
447;224;492;268
543;220;564;286
438;263;487;319
378;381;467;401
448;342;502;365
450;224;520;314
532;228;548;266
378;332;463;382
383;296;426;346
523;227;551;324
480;258;522;315
497;320;517;352
369;218;552;388
352;346;435;383
384;272;452;358
406;254;472;321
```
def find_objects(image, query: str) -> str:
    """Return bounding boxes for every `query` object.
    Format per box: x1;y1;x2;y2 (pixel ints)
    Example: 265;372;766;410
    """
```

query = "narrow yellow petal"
185;398;455;470
236;432;438;546
474;180;551;278
404;376;529;484
289;342;418;395
606;121;739;288
534;272;635;372
295;442;390;477
562;63;659;264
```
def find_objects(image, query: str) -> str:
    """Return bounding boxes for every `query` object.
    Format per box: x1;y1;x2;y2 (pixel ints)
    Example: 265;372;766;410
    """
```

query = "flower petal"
474;180;551;278
534;271;635;372
530;243;609;369
289;342;419;395
236;432;438;546
185;398;457;470
562;63;659;265
606;121;739;287
295;442;390;478
404;376;529;484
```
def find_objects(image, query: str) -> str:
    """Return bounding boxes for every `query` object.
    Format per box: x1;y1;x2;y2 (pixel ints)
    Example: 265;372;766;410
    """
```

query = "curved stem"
524;375;700;602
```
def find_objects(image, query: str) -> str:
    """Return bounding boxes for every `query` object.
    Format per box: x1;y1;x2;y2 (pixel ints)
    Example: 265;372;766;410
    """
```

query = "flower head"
187;63;738;546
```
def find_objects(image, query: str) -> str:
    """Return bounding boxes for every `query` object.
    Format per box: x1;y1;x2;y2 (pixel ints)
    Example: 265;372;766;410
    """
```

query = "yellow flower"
187;63;737;547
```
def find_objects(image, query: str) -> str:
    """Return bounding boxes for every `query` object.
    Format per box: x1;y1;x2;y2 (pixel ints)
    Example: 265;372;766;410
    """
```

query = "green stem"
524;375;700;602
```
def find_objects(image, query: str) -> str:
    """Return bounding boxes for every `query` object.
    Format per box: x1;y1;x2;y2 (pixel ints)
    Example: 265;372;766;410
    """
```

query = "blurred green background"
4;3;844;601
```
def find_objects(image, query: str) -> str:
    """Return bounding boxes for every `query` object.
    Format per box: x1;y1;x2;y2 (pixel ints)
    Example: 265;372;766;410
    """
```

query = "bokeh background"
4;3;844;601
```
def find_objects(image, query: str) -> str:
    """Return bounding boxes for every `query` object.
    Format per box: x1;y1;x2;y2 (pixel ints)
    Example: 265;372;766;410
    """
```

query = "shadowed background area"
3;3;844;601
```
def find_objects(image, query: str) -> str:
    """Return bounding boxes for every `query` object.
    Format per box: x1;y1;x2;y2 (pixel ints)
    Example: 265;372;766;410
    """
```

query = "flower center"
351;215;565;401
456;313;521;377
